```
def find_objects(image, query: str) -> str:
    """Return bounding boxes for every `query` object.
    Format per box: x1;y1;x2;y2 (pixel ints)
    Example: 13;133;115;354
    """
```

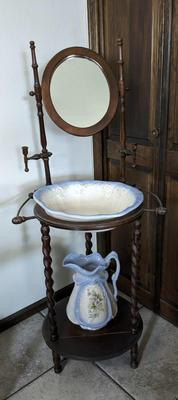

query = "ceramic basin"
33;180;144;222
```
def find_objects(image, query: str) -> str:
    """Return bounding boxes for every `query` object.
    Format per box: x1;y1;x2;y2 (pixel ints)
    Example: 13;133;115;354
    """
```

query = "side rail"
12;192;37;225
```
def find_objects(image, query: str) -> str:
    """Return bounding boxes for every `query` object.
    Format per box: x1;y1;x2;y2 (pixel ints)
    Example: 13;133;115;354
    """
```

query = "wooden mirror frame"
42;47;118;136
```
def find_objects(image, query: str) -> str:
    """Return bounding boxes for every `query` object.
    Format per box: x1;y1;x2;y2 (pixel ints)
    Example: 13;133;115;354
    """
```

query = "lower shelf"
42;294;143;362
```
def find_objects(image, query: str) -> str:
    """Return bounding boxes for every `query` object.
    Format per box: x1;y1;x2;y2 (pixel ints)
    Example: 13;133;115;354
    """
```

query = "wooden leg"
41;223;62;373
85;232;93;255
130;219;141;368
130;343;138;369
41;223;58;342
52;350;62;374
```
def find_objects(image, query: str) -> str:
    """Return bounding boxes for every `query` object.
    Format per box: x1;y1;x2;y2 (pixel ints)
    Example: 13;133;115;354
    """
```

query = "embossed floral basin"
33;180;144;222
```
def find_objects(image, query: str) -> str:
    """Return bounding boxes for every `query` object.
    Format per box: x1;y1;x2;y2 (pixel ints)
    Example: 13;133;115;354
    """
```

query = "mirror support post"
29;41;52;185
117;39;138;181
117;38;127;183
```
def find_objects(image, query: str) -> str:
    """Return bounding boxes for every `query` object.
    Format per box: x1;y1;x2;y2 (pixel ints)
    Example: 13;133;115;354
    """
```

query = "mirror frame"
42;47;118;136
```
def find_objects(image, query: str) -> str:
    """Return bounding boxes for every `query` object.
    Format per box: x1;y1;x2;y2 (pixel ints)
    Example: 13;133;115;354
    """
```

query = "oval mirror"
42;47;118;136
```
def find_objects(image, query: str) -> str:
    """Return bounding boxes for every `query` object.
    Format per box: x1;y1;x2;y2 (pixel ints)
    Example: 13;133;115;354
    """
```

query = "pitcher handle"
104;251;120;300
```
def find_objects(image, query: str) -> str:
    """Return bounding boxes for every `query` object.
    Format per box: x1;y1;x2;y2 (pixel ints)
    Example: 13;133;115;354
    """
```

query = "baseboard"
1;282;177;333
160;298;178;327
0;284;73;333
119;275;154;309
119;276;178;326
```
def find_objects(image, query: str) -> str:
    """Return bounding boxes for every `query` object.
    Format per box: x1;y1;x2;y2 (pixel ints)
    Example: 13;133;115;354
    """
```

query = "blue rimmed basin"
33;180;144;222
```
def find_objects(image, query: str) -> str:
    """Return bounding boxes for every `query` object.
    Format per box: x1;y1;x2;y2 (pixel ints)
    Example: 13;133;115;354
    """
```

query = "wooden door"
88;0;174;320
160;0;178;325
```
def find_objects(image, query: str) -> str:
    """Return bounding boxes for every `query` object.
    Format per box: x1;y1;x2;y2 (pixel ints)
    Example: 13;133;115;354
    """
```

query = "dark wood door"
160;0;178;324
88;0;177;324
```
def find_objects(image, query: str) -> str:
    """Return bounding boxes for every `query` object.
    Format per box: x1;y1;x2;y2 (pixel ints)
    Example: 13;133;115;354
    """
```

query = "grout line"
39;311;46;318
4;366;53;400
95;363;136;400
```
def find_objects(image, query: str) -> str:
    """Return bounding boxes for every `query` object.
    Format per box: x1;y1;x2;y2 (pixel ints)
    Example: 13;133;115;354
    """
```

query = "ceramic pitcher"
63;251;120;330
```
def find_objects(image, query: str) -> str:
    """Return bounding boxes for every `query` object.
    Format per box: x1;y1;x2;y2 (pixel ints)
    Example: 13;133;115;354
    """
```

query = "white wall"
0;0;94;318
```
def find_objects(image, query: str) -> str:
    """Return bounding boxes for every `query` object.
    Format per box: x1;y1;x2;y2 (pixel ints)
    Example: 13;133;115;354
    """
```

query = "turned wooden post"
130;218;141;368
41;223;58;341
30;41;52;185
41;223;62;373
52;350;62;374
117;38;127;183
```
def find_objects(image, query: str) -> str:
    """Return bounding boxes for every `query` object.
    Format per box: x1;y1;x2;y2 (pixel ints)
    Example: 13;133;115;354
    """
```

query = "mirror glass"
50;57;110;128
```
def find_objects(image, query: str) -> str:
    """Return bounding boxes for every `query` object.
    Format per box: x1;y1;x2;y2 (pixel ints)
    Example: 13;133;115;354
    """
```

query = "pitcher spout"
63;252;108;276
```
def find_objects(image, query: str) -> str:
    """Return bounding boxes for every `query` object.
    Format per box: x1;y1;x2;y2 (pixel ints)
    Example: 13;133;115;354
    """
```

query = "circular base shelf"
34;204;144;232
42;294;143;362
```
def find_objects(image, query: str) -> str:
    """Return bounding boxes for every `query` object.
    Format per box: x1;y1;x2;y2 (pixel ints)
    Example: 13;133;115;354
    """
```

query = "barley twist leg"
85;232;93;255
41;223;62;373
130;218;141;368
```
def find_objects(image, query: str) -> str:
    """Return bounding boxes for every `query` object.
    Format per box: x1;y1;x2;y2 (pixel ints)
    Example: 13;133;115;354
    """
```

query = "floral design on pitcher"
87;286;105;320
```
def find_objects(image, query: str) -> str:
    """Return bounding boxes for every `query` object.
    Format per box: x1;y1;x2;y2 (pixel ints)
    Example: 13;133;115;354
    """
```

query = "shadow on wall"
51;237;73;290
0;173;94;208
0;242;40;267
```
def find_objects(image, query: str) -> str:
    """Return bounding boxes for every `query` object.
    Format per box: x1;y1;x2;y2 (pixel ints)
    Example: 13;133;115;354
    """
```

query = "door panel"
103;0;164;145
162;178;178;303
161;1;178;324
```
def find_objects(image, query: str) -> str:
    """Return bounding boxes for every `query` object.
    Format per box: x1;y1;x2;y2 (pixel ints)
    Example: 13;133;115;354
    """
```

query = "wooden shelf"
38;213;142;369
34;204;144;231
42;292;143;362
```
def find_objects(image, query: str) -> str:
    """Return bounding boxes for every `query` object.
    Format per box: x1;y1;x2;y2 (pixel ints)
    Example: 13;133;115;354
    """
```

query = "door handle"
151;128;159;138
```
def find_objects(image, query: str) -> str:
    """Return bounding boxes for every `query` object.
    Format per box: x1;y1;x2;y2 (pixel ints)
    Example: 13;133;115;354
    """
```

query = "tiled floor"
0;305;178;400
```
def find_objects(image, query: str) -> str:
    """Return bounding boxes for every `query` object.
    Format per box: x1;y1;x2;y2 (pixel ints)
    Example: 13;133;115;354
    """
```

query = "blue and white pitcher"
63;251;120;330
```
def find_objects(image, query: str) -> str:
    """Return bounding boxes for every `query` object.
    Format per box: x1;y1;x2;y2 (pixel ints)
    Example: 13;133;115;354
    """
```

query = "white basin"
33;180;144;222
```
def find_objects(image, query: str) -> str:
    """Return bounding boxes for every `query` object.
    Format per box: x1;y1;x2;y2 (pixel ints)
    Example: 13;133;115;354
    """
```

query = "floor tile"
8;360;132;400
0;314;53;400
97;307;178;400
